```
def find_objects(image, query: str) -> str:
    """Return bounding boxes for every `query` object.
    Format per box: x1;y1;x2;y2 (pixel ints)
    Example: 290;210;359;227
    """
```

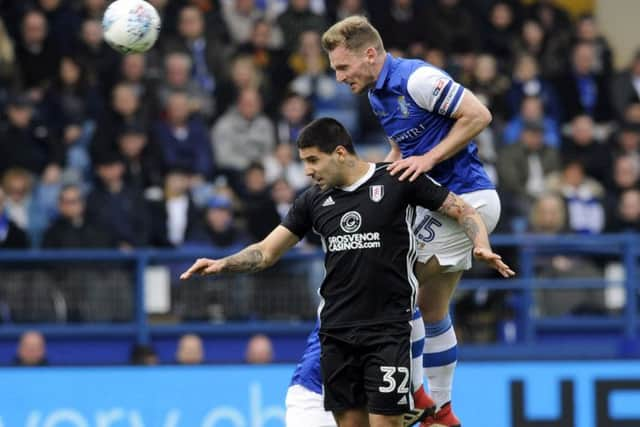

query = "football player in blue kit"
322;16;500;427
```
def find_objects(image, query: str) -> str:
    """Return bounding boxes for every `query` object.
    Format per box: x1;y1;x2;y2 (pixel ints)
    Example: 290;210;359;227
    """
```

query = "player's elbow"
476;105;492;128
262;253;277;268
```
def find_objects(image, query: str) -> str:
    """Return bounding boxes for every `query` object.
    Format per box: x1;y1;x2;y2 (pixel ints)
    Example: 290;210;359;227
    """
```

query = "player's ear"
334;145;347;160
365;47;377;64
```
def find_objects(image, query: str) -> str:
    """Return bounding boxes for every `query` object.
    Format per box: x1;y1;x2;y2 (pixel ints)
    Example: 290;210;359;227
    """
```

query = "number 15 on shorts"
379;366;410;393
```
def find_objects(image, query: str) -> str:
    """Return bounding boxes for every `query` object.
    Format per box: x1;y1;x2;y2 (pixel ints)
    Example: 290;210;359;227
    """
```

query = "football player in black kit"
181;118;514;427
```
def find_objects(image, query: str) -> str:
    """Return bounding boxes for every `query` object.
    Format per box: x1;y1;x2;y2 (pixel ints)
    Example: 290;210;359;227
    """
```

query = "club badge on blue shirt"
398;96;409;117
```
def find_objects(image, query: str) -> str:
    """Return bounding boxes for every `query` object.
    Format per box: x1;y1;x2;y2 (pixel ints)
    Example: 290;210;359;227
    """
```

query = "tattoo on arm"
461;216;480;242
438;193;488;246
221;246;265;273
437;193;468;217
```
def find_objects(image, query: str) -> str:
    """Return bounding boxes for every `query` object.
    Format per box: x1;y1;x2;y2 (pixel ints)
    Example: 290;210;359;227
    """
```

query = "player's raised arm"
427;89;493;164
180;225;300;279
436;192;514;278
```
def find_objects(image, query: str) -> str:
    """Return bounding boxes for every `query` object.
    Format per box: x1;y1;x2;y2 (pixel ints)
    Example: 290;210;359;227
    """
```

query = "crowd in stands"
0;0;638;252
1;0;640;342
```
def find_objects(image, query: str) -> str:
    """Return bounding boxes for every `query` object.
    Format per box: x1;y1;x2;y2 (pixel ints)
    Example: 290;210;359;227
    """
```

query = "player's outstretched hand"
387;154;436;182
473;247;516;278
180;258;224;280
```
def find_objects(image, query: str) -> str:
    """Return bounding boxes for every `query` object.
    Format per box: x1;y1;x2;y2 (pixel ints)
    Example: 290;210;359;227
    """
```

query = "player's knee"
421;307;451;324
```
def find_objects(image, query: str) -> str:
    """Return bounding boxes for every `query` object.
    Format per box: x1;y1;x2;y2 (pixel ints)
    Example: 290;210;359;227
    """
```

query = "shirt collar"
374;53;394;91
339;163;375;192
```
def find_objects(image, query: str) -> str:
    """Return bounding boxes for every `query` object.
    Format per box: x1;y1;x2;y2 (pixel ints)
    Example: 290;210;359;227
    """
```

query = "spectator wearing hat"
185;194;247;249
85;152;149;248
498;119;561;223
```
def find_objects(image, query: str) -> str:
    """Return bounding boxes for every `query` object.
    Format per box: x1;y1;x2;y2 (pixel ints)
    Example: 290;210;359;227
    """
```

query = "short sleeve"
406;174;450;211
406;66;466;118
281;190;313;239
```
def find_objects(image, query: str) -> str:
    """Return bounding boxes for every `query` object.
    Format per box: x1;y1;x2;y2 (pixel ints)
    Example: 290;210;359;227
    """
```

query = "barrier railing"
0;233;638;361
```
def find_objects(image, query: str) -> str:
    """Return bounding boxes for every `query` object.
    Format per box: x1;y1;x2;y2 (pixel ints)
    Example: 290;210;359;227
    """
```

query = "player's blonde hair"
321;16;384;54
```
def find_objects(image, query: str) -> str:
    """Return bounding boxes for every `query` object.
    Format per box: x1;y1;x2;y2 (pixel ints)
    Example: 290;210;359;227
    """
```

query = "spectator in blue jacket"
153;90;214;181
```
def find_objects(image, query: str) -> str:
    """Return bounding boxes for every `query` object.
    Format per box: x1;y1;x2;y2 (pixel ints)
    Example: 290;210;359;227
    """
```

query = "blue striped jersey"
368;54;494;195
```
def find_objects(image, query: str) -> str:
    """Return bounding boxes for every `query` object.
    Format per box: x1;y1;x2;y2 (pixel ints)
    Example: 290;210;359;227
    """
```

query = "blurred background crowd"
1;0;639;352
1;0;639;250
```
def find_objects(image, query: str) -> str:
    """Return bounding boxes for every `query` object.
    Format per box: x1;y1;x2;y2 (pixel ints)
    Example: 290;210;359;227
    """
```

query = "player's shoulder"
393;57;449;78
296;184;339;209
299;184;323;199
373;163;443;188
371;163;405;187
388;58;450;92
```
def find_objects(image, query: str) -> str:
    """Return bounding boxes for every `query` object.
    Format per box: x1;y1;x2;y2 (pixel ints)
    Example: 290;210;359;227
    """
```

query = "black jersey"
282;163;449;331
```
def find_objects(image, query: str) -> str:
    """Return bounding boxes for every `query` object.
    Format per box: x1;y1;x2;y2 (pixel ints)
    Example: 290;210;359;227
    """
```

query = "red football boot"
420;402;461;427
402;385;436;427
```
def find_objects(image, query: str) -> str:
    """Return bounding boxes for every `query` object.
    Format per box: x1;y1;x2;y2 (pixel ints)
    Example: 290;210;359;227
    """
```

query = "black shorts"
320;324;413;415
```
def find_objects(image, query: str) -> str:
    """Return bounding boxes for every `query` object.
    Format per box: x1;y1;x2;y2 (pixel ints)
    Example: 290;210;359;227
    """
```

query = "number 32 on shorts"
379;366;410;393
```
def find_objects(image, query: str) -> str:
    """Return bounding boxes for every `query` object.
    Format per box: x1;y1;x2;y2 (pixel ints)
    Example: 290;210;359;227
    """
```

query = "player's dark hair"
297;117;356;154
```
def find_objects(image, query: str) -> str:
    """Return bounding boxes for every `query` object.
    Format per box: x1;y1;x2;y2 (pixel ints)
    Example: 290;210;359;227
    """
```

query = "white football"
102;0;161;54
